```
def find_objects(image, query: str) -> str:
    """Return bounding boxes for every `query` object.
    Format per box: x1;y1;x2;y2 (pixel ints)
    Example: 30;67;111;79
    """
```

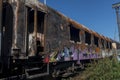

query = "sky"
39;0;120;41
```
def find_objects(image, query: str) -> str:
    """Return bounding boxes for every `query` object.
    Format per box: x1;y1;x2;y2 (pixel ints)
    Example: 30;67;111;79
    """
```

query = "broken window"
101;39;105;48
94;36;99;47
28;8;34;34
117;43;120;49
36;11;45;54
27;7;45;56
106;41;109;49
80;31;85;43
104;40;107;49
27;7;35;56
110;42;112;49
108;42;112;49
70;25;80;43
85;31;91;45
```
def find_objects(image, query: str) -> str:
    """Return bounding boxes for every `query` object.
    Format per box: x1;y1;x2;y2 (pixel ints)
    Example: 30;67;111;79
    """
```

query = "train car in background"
0;0;120;79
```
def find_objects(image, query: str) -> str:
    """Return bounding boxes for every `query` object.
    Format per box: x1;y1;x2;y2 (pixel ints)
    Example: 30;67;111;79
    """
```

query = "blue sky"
39;0;120;41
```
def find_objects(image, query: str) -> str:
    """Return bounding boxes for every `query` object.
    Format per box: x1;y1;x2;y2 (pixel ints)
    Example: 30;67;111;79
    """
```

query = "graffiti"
48;44;102;62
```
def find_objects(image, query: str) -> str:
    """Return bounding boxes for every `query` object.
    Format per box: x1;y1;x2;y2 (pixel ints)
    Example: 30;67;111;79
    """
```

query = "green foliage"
74;56;120;80
87;58;120;80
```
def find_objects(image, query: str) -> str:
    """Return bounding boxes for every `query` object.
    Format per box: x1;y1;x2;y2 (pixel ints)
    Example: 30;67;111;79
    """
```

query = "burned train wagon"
0;0;72;78
0;0;118;79
0;0;70;59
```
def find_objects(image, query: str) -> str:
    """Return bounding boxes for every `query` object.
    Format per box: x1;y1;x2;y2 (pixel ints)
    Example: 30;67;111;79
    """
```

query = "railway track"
0;63;86;80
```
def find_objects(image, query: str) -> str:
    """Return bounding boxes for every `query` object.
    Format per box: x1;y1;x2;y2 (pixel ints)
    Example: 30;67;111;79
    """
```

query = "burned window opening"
101;39;105;49
117;43;120;49
37;11;45;54
106;41;109;49
110;42;112;49
37;11;44;34
70;25;80;43
27;7;35;56
80;31;85;43
85;31;91;45
27;7;45;56
36;40;43;55
94;36;98;47
28;7;34;33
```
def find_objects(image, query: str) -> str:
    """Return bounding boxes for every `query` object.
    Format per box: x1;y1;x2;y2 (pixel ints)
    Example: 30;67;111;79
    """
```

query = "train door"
0;0;2;72
36;11;45;55
1;2;13;72
27;7;45;56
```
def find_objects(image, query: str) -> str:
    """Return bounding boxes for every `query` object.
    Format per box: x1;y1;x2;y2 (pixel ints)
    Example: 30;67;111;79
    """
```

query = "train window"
110;42;112;49
101;39;104;48
106;41;109;49
70;25;80;43
27;7;45;56
80;31;85;43
85;31;91;45
28;7;34;33
37;11;45;54
117;43;120;49
94;36;98;47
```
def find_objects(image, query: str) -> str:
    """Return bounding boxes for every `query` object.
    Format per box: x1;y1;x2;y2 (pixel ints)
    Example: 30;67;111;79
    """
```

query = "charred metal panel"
45;8;70;52
17;0;26;58
11;0;26;58
25;6;28;56
34;8;37;54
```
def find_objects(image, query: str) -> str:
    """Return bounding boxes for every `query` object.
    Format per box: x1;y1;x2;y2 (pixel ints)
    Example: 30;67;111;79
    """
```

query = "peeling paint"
13;0;19;48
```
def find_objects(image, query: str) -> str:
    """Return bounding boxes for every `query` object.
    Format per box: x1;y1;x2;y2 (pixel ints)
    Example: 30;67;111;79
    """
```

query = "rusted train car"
0;0;120;79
